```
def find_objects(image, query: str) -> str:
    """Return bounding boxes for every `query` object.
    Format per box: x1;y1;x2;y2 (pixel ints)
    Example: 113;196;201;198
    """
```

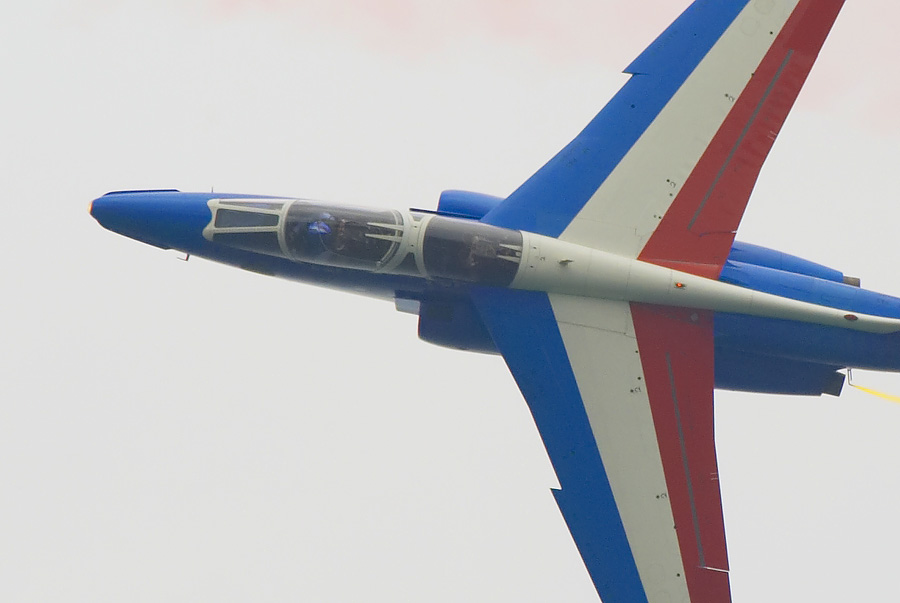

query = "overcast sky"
3;1;900;601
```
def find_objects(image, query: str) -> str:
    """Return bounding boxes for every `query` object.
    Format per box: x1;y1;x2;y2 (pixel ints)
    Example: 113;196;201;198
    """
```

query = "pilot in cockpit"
307;214;333;237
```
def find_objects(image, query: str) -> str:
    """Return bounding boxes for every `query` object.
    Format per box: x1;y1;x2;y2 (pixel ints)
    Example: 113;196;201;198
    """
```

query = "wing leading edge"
471;288;728;602
470;288;648;601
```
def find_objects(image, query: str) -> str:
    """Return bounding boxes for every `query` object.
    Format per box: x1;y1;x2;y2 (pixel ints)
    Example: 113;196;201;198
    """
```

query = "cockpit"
282;203;402;269
203;198;404;270
203;198;523;286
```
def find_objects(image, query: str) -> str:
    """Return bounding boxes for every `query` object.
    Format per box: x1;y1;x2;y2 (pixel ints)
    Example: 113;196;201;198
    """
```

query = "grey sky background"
3;1;900;601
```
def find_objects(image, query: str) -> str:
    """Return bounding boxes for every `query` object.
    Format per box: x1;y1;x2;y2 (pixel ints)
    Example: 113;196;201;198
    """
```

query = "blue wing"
470;288;650;601
480;0;751;238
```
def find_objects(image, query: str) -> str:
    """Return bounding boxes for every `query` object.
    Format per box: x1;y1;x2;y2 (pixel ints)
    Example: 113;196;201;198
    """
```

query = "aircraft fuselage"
90;189;900;397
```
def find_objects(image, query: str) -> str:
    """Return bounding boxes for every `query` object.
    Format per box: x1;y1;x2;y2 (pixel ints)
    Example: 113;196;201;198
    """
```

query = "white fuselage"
512;232;900;335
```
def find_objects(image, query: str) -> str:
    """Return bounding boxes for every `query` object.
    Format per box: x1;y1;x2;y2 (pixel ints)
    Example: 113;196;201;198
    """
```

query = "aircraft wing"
482;0;844;279
471;288;727;602
472;1;845;601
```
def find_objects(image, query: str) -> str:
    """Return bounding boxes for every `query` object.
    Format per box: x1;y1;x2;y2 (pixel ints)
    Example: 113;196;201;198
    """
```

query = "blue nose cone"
90;190;214;252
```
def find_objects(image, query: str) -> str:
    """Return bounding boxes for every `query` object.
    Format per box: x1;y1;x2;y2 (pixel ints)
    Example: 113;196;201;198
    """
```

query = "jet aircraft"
91;0;890;601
